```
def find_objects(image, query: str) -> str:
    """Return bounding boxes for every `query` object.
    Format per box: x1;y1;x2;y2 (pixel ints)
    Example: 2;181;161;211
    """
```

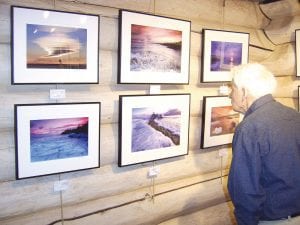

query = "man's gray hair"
231;63;277;98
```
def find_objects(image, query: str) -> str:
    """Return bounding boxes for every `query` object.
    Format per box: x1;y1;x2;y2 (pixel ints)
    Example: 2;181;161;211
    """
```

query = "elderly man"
228;63;300;225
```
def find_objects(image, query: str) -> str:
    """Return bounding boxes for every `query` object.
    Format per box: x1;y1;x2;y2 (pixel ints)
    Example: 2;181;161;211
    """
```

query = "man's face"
229;81;246;114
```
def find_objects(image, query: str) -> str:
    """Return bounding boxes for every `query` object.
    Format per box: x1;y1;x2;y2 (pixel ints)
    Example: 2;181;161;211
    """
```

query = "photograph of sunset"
130;24;182;72
30;117;89;162
26;24;87;69
210;41;242;72
210;106;239;136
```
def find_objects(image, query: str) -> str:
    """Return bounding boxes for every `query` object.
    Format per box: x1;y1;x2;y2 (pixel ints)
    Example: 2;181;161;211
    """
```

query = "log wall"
0;0;299;224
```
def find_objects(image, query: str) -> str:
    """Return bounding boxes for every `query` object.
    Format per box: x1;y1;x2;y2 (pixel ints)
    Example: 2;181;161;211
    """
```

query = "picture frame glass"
298;86;300;112
15;103;100;179
201;96;242;148
118;10;191;84
296;29;300;77
201;29;249;83
119;94;190;166
11;6;99;84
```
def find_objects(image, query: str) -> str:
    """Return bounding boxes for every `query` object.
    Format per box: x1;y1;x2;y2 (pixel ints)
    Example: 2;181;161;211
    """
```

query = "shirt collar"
244;94;275;118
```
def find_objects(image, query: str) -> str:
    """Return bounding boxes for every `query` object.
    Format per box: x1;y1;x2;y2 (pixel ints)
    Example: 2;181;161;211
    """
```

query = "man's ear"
242;88;247;101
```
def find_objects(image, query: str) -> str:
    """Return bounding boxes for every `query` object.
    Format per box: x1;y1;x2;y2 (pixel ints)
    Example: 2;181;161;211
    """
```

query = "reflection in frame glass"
201;29;249;83
201;96;242;148
296;29;300;77
298;86;300;112
118;94;190;166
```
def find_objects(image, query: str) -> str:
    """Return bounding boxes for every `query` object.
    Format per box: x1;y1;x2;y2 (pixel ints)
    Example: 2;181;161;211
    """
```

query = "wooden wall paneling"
264;16;300;45
0;0;298;224
259;0;300;19
56;0;119;18
223;1;269;29
99;50;118;84
0;207;62;225
155;0;223;23
158;201;234;225
261;43;296;76
0;44;11;86
99;17;119;51
61;0;155;13
276;97;299;109
0;5;10;43
0;147;15;181
260;0;300;45
1;0;55;7
0;175;62;218
0;149;229;220
59;152;228;206
99;123;118;165
273;76;300;98
0;171;228;225
61;175;229;225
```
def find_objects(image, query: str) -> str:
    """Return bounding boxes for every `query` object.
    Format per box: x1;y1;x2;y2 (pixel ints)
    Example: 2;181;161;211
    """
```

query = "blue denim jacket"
228;94;300;225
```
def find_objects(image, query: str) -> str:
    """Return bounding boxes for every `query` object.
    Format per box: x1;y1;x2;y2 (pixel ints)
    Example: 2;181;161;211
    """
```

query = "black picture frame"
15;102;101;179
298;86;300;112
118;94;190;166
201;29;249;83
118;9;191;84
201;96;242;148
11;6;100;84
296;29;300;77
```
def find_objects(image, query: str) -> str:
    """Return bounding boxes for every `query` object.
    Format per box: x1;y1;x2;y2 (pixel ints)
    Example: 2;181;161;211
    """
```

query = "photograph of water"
131;107;181;152
130;24;182;72
210;41;242;71
30;117;89;162
210;106;239;136
27;24;87;69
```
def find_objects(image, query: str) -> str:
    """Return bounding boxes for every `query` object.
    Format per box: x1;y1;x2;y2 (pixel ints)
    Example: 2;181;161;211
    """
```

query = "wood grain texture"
0;0;299;224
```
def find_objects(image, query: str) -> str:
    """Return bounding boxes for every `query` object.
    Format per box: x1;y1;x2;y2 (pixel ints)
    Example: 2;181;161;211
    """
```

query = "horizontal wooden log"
261;43;296;76
259;0;300;19
62;0;154;13
61;175;229;225
158;201;234;225
264;16;300;44
0;151;231;219
276;97;299;110
274;76;300;98
0;171;229;225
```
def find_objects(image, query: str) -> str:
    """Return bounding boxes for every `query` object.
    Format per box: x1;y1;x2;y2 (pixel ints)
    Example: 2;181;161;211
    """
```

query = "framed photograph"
119;94;190;166
296;29;300;77
14;102;100;179
118;10;191;84
201;29;249;83
201;96;242;148
11;6;99;84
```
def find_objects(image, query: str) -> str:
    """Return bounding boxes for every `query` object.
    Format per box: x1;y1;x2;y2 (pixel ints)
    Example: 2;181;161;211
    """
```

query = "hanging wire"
148;0;155;14
59;174;65;225
220;154;223;184
151;161;156;202
222;0;226;30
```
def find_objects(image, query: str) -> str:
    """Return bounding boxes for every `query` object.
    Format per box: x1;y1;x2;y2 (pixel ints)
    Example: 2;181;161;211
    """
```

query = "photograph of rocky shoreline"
30;117;89;162
131;107;181;152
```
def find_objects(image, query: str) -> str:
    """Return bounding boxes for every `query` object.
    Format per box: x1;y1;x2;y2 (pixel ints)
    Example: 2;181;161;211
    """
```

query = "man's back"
228;94;300;223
